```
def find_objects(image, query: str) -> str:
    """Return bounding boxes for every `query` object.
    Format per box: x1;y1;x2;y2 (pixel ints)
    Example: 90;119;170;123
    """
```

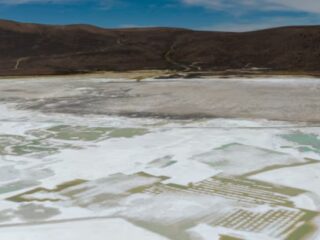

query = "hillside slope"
1;19;320;76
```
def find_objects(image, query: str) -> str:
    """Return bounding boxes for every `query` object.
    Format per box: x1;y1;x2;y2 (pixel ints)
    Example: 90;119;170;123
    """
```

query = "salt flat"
1;75;320;122
0;76;320;240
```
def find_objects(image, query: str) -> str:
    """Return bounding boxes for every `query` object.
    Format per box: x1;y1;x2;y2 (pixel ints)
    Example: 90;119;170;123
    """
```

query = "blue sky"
1;0;320;31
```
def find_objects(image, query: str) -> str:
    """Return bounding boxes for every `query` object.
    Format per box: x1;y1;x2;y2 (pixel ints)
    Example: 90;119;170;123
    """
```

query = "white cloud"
181;0;320;14
203;16;320;32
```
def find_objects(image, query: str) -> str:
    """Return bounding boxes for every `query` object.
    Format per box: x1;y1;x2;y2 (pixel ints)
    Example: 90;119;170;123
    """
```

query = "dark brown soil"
1;19;320;76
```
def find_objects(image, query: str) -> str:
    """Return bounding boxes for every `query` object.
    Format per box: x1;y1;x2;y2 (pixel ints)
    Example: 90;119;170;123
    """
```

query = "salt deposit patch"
251;163;320;198
188;224;276;240
121;193;234;224
1;102;320;239
0;218;170;240
193;143;307;176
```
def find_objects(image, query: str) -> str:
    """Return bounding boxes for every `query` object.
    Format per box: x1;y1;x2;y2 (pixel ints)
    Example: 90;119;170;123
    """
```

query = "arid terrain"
1;19;320;76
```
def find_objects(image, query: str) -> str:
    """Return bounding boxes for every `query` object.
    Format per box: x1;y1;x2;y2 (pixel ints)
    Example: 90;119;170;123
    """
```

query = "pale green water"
0;126;148;156
281;132;320;153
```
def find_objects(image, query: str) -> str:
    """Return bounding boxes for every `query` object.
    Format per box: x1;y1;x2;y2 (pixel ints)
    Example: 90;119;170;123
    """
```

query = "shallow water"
281;132;320;153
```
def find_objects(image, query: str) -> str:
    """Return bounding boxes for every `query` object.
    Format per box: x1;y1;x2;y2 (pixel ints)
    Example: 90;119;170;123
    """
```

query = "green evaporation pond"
220;236;243;240
47;125;148;141
47;125;113;141
0;126;148;156
0;181;38;195
281;132;320;153
12;142;58;155
0;135;24;154
108;128;149;138
0;135;58;156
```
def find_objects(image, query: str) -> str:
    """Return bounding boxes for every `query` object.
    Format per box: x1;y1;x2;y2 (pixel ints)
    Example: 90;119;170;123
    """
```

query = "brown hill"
1;19;320;76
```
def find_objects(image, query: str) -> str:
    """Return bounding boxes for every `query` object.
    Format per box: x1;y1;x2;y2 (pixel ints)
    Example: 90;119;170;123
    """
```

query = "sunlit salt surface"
0;103;320;240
